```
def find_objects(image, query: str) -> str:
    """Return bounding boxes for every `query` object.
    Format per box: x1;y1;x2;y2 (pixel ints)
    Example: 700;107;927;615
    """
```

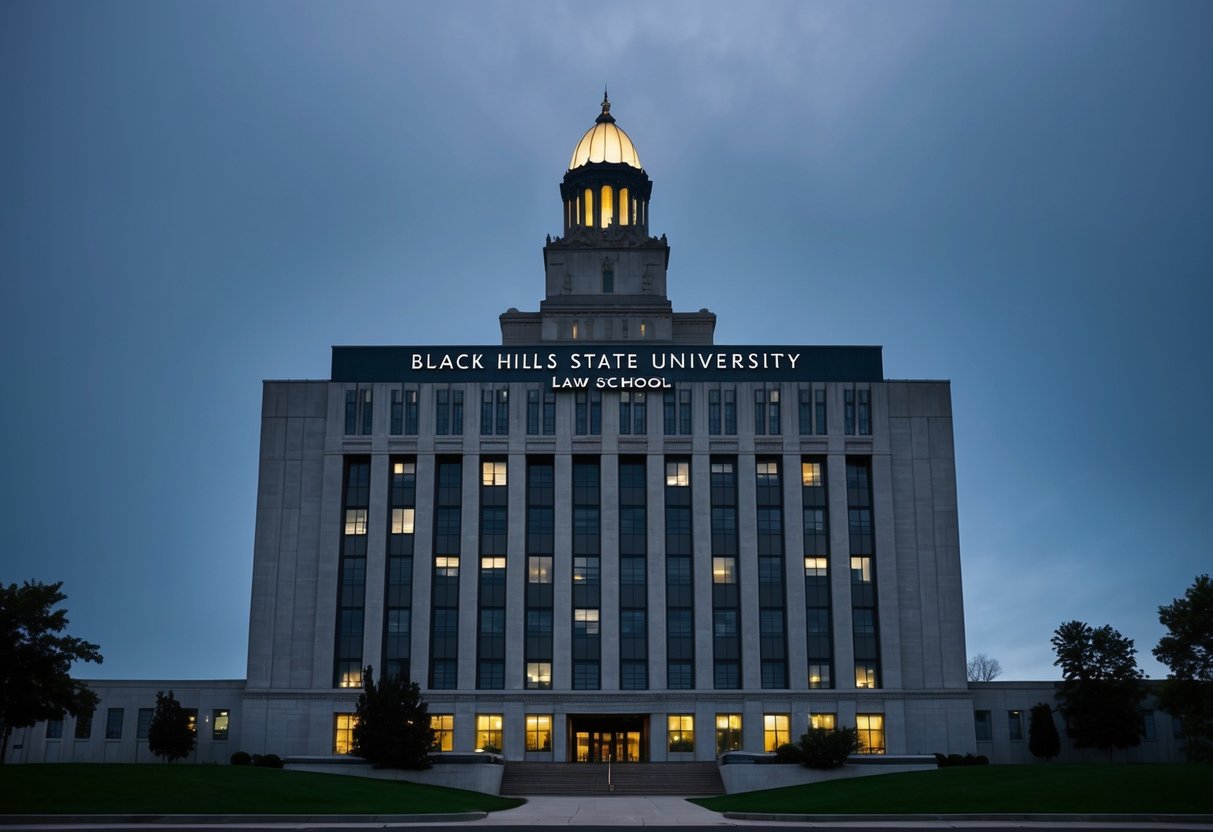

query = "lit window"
763;713;790;751
526;714;552;751
573;557;599;584
391;508;415;535
640;322;646;337
666;461;690;487
600;185;613;228
212;709;229;741
481;556;506;571
715;713;742;755
850;556;872;583
526;662;552;689
756;461;778;479
856;713;885;754
334;713;358;754
338;666;363;689
808;663;831;689
482;461;507;486
668;714;694;752
855;662;878;689
431;713;454;751
476;713;503;753
528;556;553;583
801;461;822;487
393;461;415;476
712;557;736;584
810;712;836;730
574;608;600;635
344;509;368;536
804;556;828;577
435;556;459;577
185;709;198;734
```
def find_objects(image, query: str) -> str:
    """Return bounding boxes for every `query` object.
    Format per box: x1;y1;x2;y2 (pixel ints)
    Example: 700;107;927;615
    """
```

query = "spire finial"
596;88;615;124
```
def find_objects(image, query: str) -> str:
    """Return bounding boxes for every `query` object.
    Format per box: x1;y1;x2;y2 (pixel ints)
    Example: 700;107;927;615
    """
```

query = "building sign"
332;345;883;387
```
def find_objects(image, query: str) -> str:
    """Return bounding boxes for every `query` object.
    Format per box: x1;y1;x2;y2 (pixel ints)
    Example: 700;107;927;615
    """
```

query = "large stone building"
5;97;1186;773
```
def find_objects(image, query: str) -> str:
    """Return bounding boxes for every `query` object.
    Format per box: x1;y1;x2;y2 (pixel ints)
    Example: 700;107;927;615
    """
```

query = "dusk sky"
2;1;1210;683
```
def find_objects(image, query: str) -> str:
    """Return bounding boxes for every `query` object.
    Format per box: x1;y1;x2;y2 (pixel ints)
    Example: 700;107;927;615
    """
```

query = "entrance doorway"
568;714;647;762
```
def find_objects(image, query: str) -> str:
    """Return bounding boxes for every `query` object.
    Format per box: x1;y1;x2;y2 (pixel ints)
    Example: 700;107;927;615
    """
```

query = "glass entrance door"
569;715;647;762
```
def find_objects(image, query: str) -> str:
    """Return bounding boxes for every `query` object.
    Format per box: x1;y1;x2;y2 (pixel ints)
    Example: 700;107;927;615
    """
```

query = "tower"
499;93;716;345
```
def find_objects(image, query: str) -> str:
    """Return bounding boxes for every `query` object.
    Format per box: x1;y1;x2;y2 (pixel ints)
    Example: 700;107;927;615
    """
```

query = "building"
5;96;1186;772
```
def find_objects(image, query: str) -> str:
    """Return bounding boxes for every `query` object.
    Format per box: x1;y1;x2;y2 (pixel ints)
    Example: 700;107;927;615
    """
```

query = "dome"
568;93;642;170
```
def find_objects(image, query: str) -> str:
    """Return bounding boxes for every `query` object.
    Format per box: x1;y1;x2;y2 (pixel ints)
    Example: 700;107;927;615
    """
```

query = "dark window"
136;708;153;740
391;388;403;435
975;710;993;742
602;267;614;293
105;708;124;739
74;712;92;739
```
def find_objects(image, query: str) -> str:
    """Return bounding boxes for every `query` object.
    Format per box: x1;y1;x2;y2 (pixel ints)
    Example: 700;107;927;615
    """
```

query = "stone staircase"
500;761;724;796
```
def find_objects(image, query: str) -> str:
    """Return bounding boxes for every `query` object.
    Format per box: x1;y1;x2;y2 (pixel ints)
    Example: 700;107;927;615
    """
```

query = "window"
804;556;828;577
210;708;229;741
481;461;507;486
46;718;63;739
810;713;836;730
526;661;552;689
668;714;694;752
801;461;822;487
815;388;827;434
74;712;92;739
574;608;600;635
716;713;742;755
574;390;602;435
764;713;790;751
105;708;124;740
528;556;553;583
526;714;552;751
476;714;503;753
665;460;689;487
602;266;614;293
334;713;357;754
619;391;647;435
391;508;415;534
431;713;454;751
1008;710;1024;741
855;662;878;689
435;555;459;577
344;509;368;536
808;663;831;689
185;709;198;734
754;387;780;435
344;387;373;435
391;388;403;435
1143;710;1156;741
712;556;736;584
136;708;153;740
1173;716;1185;739
850;556;873;583
573;557;599;584
856;713;885;754
974;710;993;741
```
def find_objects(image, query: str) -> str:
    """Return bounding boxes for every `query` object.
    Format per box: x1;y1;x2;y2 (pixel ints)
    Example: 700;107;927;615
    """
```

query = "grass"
0;764;525;815
692;763;1213;815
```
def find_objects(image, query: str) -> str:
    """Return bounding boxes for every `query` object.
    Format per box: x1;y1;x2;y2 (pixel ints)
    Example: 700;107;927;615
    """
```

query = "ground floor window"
477;713;503;753
525;714;552;751
334;713;357;754
715;713;742;755
431;713;454;751
212;709;230;741
763;713;790;751
667;714;694;752
809;712;836;730
856;713;885;754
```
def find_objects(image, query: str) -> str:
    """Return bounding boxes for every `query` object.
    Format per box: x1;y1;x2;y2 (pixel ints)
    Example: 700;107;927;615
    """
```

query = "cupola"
560;93;653;235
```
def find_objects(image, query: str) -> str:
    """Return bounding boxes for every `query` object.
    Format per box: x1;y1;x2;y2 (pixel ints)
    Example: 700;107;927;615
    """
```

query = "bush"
797;727;860;769
773;743;804;764
230;751;252;766
252;753;284;768
935;752;990;767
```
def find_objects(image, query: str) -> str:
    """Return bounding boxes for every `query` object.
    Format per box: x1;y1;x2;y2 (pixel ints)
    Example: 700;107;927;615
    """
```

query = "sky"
2;0;1210;683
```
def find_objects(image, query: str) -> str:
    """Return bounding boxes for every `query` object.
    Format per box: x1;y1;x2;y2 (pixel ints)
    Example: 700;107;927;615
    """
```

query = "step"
501;762;724;796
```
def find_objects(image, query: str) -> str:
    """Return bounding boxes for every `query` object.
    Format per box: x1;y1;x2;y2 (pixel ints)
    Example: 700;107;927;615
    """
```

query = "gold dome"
568;93;642;170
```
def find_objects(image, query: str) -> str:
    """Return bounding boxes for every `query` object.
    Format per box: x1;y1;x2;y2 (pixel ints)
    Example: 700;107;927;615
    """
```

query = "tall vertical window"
361;387;373;435
527;389;540;435
709;388;721;435
334;457;370;688
572;459;601;689
763;713;790;751
391;388;403;435
334;714;357;754
212;709;230;741
104;708;124;740
1008;710;1024;741
844;387;872;436
803;457;832;688
753;388;781;435
526;714;553;751
345;387;373;435
575;390;602;435
663;388;693;435
136;708;154;740
75;712;92;739
619;458;648;689
602;264;614;293
384;459;416;682
429;458;462;690
525;458;555;689
477;458;508;689
798;388;812;435
711;459;740;689
848;459;879;689
528;389;556;435
856;714;885;754
666;458;694;689
716;713;742;755
404;389;419;434
619;391;646;435
431;714;454;751
435;388;463;435
476;714;503;753
756;459;787;688
481;387;509;435
667;715;695;753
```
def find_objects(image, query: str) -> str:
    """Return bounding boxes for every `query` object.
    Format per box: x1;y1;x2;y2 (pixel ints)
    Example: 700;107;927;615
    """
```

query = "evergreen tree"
1051;620;1145;753
1028;702;1061;760
797;726;860;769
351;666;435;769
148;690;195;762
1153;574;1213;760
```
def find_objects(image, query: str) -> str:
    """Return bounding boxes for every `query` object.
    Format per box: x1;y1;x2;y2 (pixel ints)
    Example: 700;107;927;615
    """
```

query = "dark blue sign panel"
332;345;883;387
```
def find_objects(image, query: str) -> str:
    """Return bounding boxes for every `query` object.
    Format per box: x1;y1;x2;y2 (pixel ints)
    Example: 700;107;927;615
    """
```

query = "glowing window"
763;713;790;751
808;663;831;689
715;713;742;755
526;714;552;751
431;713;454;751
600;185;614;228
665;461;690;487
856;713;885;754
435;556;459;577
810;712;836;731
583;188;593;226
801;461;822;487
482;461;507;486
212;709;229;741
393;461;415;476
476;713;503;753
712;557;736;584
639;321;646;337
344;509;367;536
855;662;878;689
574;608;600;635
572;321;579;340
481;556;505;571
620;187;630;224
391;508;415;535
338;666;362;689
526;661;552;689
334;713;358;754
804;556;828;577
851;556;873;583
667;714;694;752
528;556;552;583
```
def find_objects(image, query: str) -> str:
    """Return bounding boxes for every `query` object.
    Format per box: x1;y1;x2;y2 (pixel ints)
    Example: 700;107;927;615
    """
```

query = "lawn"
0;764;525;815
693;763;1213;815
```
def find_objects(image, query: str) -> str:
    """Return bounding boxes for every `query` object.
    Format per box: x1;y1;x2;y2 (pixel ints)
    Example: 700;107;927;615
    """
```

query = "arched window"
584;189;593;227
600;185;614;228
620;188;630;225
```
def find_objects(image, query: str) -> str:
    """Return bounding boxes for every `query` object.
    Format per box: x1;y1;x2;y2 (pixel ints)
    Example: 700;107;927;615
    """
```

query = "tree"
351;666;435;769
967;653;1003;682
1028;702;1061;760
1153;574;1213;760
797;726;860;769
0;581;103;763
148;690;195;762
1051;620;1145;753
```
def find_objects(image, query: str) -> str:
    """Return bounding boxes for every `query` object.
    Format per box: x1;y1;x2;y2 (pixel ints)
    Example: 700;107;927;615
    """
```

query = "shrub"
797;727;860;769
252;753;284;768
773;743;804;764
230;751;252;766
